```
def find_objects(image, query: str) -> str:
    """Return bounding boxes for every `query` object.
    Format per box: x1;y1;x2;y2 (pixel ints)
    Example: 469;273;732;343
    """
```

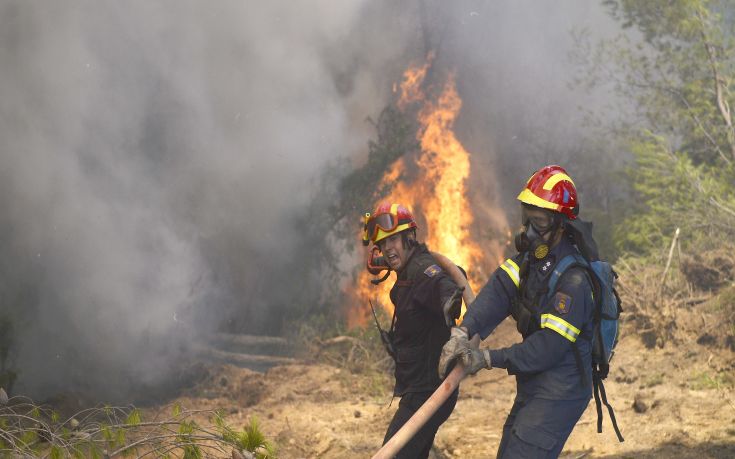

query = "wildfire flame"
347;56;508;328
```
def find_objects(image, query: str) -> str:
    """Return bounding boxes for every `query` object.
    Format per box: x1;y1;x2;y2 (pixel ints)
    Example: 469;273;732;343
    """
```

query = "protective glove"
438;327;470;379
461;347;492;375
441;286;465;327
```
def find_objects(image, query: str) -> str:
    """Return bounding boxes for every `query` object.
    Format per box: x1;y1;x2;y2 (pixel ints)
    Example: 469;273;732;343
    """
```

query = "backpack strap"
546;253;589;301
546;254;600;337
594;374;625;442
550;253;624;442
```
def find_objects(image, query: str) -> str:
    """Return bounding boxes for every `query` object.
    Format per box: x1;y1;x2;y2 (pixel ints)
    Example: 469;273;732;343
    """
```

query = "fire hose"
372;333;481;459
371;251;478;459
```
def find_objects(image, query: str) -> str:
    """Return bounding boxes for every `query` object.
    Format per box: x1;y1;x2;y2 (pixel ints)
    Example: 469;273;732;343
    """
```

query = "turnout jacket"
390;244;459;396
461;237;594;400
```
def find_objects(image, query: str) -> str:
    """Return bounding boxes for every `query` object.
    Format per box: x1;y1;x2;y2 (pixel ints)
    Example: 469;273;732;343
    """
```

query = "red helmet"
517;165;578;220
362;202;418;245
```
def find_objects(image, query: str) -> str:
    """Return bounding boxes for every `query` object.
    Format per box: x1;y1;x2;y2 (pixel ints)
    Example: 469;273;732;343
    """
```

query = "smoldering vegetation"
0;0;623;400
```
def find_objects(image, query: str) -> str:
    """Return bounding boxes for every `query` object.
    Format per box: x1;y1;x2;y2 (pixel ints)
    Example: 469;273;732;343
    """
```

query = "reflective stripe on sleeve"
540;313;581;343
499;258;520;288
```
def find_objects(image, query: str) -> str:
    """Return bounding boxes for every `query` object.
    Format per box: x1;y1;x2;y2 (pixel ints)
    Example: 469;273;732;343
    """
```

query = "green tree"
583;0;735;254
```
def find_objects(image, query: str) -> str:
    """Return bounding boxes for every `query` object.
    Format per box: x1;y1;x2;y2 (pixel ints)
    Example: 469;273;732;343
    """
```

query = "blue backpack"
547;253;624;442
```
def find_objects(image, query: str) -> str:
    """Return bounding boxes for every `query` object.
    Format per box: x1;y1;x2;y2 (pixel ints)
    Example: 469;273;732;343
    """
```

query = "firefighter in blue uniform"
364;202;463;459
439;165;593;458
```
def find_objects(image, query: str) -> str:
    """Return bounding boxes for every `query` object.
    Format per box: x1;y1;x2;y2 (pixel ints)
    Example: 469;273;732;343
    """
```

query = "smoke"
0;0;624;399
0;0;415;399
426;1;621;219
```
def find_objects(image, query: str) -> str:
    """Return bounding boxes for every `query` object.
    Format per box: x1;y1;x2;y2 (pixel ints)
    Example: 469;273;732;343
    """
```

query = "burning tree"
346;54;510;327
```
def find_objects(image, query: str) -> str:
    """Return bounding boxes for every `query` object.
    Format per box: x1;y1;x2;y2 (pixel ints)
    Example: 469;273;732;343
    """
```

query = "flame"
397;51;433;110
347;56;508;328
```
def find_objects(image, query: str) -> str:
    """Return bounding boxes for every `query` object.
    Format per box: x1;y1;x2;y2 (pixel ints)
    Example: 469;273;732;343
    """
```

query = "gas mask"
514;224;550;260
514;208;561;260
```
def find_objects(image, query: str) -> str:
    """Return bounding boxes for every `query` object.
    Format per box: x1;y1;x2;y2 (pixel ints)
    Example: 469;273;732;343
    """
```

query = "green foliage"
689;370;734;390
115;427;126;448
602;0;734;163
216;413;277;459
176;419;202;459
88;442;105;459
124;408;141;426
614;130;735;255
585;0;735;258
19;429;38;448
49;445;63;459
182;443;202;459
0;401;279;458
101;424;113;442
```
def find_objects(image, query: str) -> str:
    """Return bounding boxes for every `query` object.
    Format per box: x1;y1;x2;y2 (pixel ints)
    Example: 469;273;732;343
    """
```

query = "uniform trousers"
497;395;590;458
382;389;459;459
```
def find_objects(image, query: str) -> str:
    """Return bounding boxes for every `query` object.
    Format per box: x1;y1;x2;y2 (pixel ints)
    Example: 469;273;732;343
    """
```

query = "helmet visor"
367;213;397;240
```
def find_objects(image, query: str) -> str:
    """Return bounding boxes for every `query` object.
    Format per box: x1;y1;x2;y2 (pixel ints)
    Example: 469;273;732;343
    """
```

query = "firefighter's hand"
438;327;469;379
442;286;464;327
462;348;492;375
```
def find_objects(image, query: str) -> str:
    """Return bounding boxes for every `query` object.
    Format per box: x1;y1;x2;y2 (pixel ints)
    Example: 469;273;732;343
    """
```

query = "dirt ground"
165;302;735;459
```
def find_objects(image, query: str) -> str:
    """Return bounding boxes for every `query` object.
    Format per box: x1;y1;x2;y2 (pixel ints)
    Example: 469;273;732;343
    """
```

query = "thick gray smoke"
0;1;416;399
0;1;621;400
430;1;620;216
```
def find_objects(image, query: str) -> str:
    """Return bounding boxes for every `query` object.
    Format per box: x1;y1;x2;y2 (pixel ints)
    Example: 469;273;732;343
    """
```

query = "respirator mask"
514;207;561;260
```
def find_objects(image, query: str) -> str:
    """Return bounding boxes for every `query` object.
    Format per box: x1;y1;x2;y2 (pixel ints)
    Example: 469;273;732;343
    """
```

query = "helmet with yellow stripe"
362;202;418;245
517;165;578;220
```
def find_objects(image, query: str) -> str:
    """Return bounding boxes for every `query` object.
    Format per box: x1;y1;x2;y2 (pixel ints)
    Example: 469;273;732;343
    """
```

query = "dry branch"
211;333;288;347
0;397;276;458
697;10;735;161
658;227;680;305
193;343;297;366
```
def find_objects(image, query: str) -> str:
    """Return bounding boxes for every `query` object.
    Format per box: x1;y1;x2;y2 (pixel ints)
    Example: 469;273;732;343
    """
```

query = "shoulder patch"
423;264;442;278
554;291;573;315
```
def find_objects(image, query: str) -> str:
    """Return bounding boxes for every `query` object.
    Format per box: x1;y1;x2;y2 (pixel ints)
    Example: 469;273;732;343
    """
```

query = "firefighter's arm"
460;259;518;339
488;268;592;374
435;272;462;321
438;266;515;378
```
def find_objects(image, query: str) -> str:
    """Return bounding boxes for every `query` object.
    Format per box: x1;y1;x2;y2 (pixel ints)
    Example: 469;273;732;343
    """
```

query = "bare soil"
165;299;735;458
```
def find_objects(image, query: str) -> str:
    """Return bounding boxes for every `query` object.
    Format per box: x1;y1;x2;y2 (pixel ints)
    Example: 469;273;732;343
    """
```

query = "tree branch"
697;9;735;161
709;196;735;219
658;78;732;165
661;145;735;221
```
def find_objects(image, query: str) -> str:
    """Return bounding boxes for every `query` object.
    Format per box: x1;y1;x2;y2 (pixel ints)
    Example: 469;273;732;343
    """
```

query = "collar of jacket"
396;243;430;281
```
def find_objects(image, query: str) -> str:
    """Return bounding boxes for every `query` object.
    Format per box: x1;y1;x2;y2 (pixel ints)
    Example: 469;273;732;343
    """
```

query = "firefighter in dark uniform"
364;202;463;459
438;165;593;458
